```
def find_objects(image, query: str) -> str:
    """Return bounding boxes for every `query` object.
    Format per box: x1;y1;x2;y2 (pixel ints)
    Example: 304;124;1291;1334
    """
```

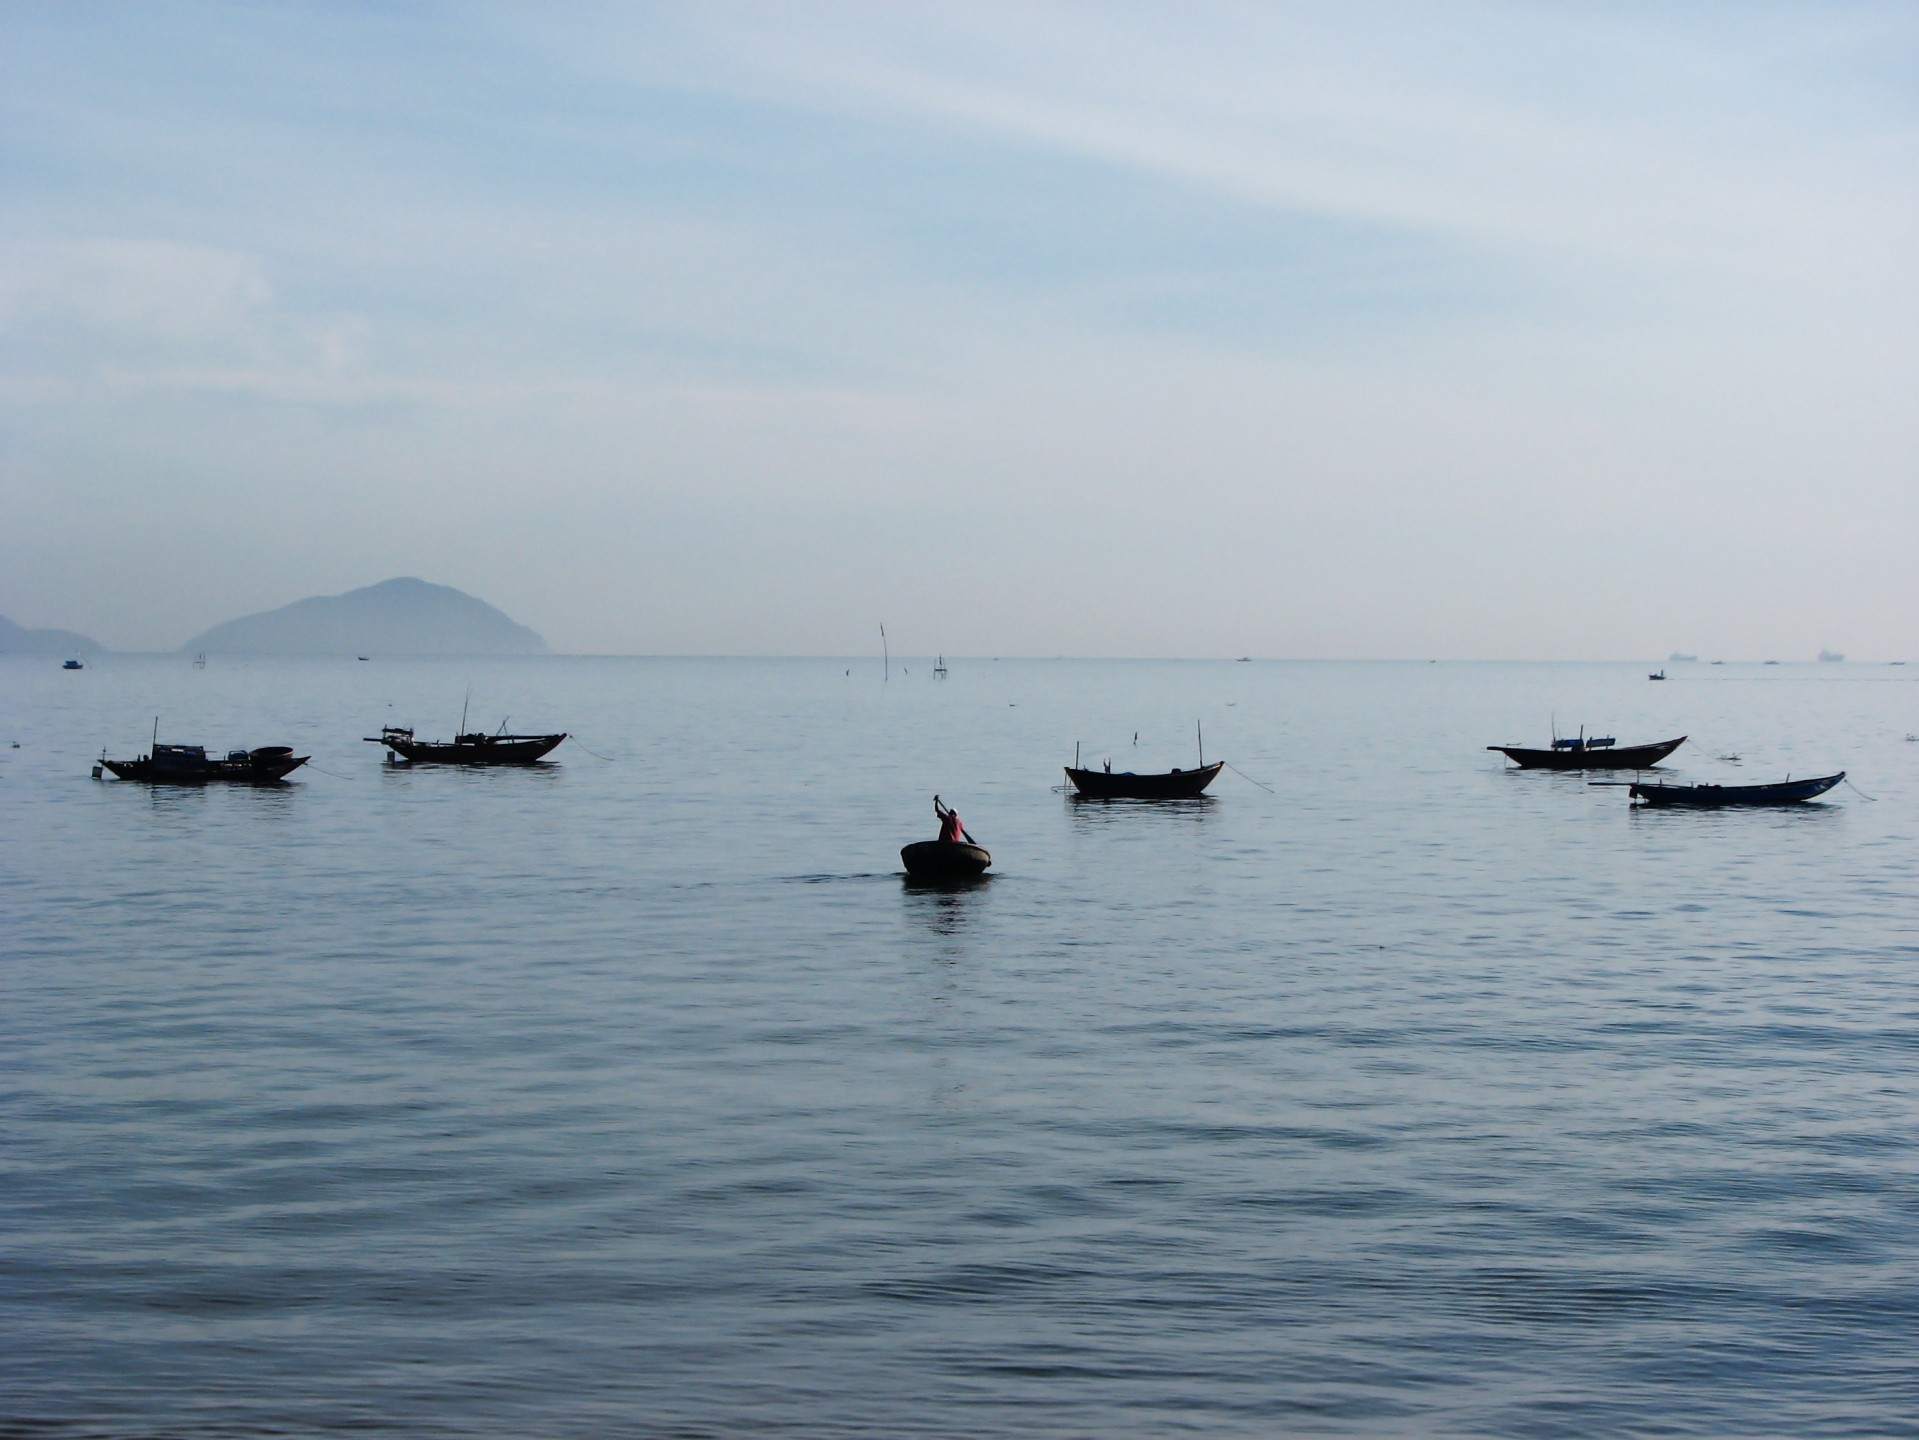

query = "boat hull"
1629;772;1844;807
101;745;307;784
373;733;566;765
901;840;991;879
1064;761;1223;798
1490;737;1686;770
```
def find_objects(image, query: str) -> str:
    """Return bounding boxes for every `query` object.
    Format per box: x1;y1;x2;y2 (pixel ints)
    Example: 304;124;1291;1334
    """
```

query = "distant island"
0;613;104;655
180;578;549;656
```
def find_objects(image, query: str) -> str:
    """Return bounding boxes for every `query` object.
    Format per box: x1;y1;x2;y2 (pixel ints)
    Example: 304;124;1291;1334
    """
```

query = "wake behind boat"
368;725;566;765
1489;732;1686;770
99;742;307;783
1628;772;1844;808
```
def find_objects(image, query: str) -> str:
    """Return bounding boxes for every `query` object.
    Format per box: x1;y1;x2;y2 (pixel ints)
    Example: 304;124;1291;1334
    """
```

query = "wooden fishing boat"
1489;734;1686;770
100;742;307;783
901;839;991;878
1628;772;1844;808
1065;761;1224;798
366;725;565;765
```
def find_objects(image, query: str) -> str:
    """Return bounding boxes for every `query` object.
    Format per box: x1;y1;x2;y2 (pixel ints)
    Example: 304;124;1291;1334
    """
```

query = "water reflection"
1065;793;1219;829
377;759;566;784
901;874;990;935
124;780;303;815
1628;799;1845;828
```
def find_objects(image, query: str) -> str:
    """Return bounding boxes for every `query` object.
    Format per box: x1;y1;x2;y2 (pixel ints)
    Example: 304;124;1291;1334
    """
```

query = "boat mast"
1197;719;1204;768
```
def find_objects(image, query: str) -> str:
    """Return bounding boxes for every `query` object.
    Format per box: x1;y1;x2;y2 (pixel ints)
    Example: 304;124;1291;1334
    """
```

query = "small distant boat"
192;652;206;669
367;724;565;765
63;659;83;670
1628;773;1844;808
99;742;307;783
1648;669;1667;681
1818;650;1845;663
1489;733;1686;770
933;655;947;678
901;839;991;879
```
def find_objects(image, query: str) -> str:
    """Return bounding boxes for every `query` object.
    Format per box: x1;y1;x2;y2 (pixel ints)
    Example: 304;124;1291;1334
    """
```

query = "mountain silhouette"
0;613;104;654
180;578;549;655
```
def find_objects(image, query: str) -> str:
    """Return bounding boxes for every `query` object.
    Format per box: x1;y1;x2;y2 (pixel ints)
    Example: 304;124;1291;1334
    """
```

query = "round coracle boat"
900;840;991;879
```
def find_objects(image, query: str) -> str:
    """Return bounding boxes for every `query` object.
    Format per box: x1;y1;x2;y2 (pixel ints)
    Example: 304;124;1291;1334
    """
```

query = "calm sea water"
4;656;1916;1438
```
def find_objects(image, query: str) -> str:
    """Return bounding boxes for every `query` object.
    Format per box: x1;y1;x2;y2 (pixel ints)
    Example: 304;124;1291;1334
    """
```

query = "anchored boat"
1628;773;1844;808
1489;732;1686;770
1067;722;1225;798
367;725;566;765
99;742;307;783
1064;761;1224;798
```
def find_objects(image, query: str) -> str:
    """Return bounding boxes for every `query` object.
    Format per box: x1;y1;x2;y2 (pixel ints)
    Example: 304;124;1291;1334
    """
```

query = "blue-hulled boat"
1628;773;1844;808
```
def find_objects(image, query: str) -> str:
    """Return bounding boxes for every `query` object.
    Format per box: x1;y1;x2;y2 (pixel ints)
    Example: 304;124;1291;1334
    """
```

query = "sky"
2;1;1914;657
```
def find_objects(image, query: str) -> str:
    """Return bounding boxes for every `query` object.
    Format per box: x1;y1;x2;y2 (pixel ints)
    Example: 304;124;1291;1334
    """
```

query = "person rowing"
933;794;975;845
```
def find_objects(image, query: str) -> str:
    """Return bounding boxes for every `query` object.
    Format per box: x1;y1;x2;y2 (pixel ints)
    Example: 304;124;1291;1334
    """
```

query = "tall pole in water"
881;624;888;683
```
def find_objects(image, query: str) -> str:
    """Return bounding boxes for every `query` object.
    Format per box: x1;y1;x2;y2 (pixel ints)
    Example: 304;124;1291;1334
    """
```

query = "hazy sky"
3;2;1914;656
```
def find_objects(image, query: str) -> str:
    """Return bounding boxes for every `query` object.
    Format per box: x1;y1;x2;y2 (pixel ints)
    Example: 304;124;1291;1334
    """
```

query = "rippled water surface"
4;657;1917;1437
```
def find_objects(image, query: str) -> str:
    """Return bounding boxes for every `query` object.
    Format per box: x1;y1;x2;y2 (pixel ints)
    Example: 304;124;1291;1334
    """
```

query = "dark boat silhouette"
1489;733;1685;770
1067;722;1225;799
367;724;566;765
100;742;307;783
1628;772;1844;807
901;840;991;878
1065;761;1224;798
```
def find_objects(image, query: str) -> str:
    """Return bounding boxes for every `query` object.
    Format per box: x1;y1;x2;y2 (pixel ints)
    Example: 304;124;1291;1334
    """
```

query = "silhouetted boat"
1628;772;1844;807
901;839;991;878
1489;734;1686;770
99;743;307;783
1648;670;1667;680
366;725;566;764
63;659;83;670
1065;760;1224;798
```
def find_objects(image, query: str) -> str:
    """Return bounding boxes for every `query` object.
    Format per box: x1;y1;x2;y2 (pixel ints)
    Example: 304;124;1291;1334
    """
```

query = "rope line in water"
1843;777;1879;801
1226;761;1274;793
570;739;619;762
